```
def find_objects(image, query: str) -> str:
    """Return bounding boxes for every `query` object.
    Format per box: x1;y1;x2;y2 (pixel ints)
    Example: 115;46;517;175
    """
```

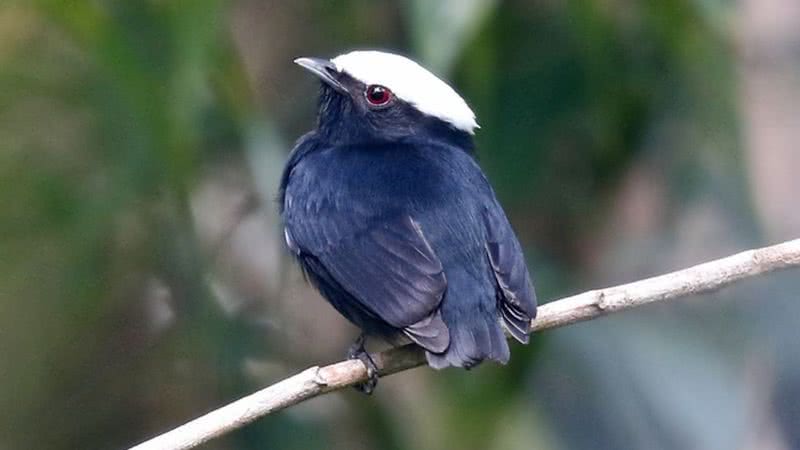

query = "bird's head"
294;50;478;147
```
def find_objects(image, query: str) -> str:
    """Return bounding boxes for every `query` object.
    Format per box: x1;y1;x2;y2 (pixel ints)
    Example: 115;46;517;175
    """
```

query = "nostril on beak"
294;57;347;94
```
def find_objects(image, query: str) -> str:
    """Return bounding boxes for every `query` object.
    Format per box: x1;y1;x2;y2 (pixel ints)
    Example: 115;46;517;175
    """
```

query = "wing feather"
483;206;537;343
288;210;447;331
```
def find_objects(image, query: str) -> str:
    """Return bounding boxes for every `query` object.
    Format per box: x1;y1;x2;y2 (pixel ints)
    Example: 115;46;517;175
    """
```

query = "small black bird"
280;51;536;391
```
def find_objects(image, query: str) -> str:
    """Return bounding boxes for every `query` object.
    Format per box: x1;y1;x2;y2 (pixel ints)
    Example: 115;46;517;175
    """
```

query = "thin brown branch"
129;238;800;450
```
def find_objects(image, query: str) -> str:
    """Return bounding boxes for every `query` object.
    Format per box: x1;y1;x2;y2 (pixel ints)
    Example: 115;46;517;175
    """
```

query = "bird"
279;50;537;393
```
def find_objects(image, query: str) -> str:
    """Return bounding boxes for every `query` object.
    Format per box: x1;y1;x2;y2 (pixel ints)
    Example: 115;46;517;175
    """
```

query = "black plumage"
279;53;537;371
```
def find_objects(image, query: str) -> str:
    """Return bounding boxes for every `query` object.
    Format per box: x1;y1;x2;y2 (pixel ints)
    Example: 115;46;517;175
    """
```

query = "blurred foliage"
1;1;799;449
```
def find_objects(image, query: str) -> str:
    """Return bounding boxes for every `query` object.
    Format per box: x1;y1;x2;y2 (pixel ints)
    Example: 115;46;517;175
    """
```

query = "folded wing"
286;213;449;352
483;206;538;343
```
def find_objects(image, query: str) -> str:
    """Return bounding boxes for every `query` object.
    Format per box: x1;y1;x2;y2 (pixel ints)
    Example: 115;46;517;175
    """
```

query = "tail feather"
403;309;450;353
426;313;508;369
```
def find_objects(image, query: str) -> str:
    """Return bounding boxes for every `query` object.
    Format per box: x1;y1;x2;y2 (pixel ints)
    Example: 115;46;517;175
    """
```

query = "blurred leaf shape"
406;0;497;74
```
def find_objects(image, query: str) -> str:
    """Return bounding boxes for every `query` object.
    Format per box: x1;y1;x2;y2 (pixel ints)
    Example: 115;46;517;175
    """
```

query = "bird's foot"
347;334;379;395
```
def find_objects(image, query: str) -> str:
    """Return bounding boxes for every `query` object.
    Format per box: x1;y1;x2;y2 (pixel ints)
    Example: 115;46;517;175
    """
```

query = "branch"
129;238;800;450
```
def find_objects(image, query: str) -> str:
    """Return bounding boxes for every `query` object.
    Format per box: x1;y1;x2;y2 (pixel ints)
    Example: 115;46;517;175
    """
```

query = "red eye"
365;85;392;106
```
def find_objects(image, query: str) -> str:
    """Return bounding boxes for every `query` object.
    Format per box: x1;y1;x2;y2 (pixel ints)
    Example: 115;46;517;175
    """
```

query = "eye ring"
365;85;393;107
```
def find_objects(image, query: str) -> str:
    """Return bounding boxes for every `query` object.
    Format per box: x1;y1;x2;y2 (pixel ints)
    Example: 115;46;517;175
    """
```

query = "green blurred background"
2;1;800;449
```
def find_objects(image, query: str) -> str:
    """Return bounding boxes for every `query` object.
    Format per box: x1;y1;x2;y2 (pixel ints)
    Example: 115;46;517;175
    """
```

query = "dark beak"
294;57;347;94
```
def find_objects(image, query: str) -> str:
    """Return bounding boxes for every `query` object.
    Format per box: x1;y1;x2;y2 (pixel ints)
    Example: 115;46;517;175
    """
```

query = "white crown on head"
331;50;479;134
